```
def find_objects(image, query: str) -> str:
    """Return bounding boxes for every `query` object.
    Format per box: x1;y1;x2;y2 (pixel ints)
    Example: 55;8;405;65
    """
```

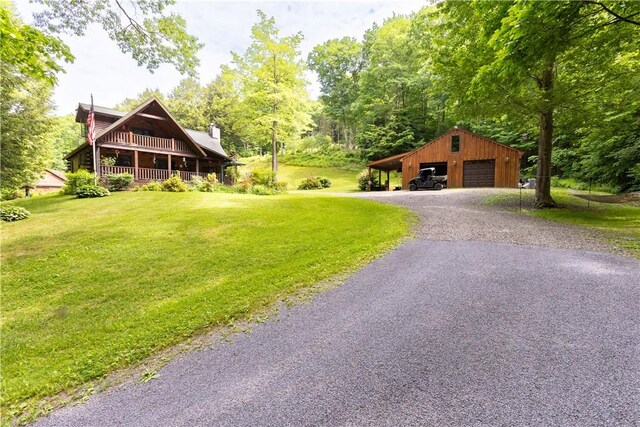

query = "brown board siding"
401;129;521;189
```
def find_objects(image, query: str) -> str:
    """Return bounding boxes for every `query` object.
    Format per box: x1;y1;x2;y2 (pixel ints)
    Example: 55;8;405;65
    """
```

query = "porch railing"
101;131;194;154
100;165;212;182
100;165;135;175
137;168;169;182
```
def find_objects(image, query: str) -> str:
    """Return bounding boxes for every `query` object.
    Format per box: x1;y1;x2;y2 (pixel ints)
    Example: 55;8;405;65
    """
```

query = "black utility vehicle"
408;167;447;191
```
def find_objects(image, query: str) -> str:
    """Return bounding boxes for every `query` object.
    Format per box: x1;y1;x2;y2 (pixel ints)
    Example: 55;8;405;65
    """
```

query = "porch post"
134;151;139;181
168;154;172;175
196;158;199;174
171;138;175;151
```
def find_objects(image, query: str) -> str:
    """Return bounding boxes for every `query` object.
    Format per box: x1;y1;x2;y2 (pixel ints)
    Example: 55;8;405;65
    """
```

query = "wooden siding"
95;116;117;133
401;129;522;189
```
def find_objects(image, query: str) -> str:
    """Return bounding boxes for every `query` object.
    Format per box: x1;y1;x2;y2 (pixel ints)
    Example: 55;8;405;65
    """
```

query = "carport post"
387;171;390;191
378;170;381;189
367;167;372;191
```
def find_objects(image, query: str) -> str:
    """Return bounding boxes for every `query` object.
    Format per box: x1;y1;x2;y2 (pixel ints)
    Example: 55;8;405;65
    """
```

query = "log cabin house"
65;97;234;183
367;128;524;189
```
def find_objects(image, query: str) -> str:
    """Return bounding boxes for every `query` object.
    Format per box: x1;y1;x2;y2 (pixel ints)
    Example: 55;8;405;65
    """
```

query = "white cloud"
13;0;427;116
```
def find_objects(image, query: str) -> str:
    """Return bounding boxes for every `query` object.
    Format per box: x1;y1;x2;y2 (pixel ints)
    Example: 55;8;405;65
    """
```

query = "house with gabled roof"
65;97;234;183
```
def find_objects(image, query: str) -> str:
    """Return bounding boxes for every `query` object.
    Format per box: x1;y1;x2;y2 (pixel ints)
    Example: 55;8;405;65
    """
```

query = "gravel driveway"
35;189;639;426
352;188;615;252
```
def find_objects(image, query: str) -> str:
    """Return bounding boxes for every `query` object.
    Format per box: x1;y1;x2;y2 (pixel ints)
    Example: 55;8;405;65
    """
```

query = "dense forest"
2;1;639;204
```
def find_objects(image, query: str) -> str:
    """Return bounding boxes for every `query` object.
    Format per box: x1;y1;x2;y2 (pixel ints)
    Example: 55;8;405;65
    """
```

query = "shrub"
106;173;134;191
1;189;22;201
356;169;379;191
197;173;219;192
318;177;331;188
0;205;30;222
141;181;163;191
274;181;288;193
298;176;331;190
76;185;110;198
298;176;322;190
161;173;188;192
224;166;240;184
250;168;277;188
250;184;276;195
189;175;204;191
63;170;94;195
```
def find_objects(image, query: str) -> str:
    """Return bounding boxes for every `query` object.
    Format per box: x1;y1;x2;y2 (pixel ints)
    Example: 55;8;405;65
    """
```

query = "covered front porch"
98;148;224;183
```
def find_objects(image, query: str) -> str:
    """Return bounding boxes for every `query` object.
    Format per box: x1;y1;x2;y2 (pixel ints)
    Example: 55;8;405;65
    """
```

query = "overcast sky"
14;0;427;116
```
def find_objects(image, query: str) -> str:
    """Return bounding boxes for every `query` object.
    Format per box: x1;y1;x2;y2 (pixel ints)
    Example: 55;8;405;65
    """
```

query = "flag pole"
89;94;97;185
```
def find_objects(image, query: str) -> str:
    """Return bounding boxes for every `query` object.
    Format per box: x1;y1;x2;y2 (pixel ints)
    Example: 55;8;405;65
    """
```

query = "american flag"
87;95;95;145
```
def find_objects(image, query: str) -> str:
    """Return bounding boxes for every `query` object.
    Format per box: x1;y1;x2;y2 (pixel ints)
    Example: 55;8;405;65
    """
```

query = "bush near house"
106;173;134;191
75;185;110;198
161;174;188;192
62;170;94;195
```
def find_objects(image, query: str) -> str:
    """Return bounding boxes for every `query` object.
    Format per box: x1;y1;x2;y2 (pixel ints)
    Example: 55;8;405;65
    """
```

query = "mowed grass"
1;192;412;415
487;189;640;257
242;159;402;192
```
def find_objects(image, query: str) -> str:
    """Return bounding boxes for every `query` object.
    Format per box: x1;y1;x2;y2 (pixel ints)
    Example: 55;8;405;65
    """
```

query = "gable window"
451;135;460;152
131;127;153;136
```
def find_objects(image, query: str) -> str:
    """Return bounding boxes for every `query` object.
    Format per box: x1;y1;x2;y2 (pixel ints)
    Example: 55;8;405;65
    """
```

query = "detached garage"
367;128;523;189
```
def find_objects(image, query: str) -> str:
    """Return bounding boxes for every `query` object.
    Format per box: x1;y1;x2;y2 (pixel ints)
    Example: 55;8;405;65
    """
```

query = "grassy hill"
1;191;412;421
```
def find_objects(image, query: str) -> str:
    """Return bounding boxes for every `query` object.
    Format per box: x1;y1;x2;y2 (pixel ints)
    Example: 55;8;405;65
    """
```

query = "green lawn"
487;189;640;257
1;192;412;419
241;159;402;192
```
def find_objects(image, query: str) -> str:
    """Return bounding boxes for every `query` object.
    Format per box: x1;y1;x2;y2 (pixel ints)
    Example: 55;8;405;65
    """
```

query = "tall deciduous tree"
48;115;84;171
203;66;244;156
0;2;57;196
232;10;312;171
354;14;439;160
166;78;208;130
32;0;203;77
115;88;165;111
307;37;363;149
433;0;640;207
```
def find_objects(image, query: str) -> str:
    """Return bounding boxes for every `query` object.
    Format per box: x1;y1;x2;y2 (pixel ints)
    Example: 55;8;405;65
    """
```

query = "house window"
131;127;153;136
451;135;460;152
155;158;168;169
115;154;132;167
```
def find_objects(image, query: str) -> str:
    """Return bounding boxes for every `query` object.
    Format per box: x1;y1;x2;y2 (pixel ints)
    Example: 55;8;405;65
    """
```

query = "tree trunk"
272;53;278;172
272;121;277;172
534;64;557;208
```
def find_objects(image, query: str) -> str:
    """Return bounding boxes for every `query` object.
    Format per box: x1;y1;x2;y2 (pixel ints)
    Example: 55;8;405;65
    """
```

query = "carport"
365;152;409;191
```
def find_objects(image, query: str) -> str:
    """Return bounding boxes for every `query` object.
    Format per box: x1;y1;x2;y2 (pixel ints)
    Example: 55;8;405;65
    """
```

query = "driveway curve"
36;190;639;426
